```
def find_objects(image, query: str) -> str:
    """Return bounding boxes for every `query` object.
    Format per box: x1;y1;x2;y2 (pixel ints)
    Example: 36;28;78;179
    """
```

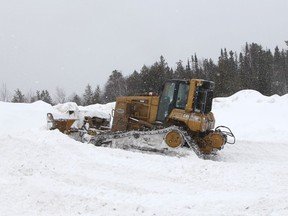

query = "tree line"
102;42;288;101
1;42;287;105
0;84;102;106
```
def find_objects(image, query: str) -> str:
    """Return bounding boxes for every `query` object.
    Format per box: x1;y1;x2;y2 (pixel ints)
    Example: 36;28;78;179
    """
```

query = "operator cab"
156;79;214;122
156;80;189;122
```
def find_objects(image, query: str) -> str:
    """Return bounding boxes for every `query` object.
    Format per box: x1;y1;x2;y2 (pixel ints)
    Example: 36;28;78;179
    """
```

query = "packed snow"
0;90;288;215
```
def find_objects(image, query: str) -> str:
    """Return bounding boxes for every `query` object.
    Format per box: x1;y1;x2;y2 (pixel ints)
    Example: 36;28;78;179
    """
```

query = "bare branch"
0;83;10;102
54;87;67;104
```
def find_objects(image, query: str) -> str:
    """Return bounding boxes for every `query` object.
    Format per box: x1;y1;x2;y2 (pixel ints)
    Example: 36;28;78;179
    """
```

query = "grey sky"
0;0;288;95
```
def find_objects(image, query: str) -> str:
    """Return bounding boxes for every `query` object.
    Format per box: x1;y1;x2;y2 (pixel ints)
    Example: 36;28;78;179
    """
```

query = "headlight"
201;117;215;132
201;118;208;132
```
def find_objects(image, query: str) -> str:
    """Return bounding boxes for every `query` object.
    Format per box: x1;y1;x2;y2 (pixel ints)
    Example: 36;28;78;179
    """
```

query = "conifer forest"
3;42;288;104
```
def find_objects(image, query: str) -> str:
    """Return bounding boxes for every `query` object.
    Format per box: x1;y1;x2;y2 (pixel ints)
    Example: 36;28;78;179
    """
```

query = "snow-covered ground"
0;90;288;215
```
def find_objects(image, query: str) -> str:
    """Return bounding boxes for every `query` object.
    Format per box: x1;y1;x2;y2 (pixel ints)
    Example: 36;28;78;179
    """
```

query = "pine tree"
215;49;228;96
140;65;152;93
194;54;201;77
12;89;25;103
126;70;142;95
174;60;185;79
140;56;172;94
92;85;101;104
243;43;253;89
186;59;191;71
258;49;273;95
40;90;53;104
70;93;82;105
83;84;93;105
227;50;239;93
238;52;247;90
184;59;193;79
281;49;288;93
202;58;217;81
103;70;126;102
36;90;41;101
272;46;283;94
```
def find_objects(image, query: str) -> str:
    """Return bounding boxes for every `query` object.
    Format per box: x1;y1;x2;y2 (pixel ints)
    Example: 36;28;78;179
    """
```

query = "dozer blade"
47;113;76;134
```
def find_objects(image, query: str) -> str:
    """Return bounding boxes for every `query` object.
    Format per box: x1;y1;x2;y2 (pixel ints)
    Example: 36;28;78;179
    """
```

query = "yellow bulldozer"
48;78;235;157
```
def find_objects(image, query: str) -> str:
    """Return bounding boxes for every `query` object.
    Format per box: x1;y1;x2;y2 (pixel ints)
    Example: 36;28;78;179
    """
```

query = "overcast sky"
0;0;287;95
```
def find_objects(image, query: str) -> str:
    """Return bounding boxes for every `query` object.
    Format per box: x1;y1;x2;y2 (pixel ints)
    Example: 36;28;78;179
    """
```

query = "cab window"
176;83;189;109
156;82;176;122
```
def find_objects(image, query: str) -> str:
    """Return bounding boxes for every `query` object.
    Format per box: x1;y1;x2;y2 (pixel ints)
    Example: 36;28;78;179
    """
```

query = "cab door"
156;81;177;122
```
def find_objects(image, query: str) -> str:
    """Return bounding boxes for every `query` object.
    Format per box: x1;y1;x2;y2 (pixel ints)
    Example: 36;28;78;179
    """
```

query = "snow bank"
0;101;54;134
0;100;114;133
213;90;288;143
0;91;288;215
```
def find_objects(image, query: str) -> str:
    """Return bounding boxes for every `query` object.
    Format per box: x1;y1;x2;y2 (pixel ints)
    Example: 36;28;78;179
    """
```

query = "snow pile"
0;101;54;134
213;90;288;143
0;91;288;215
52;102;115;128
79;102;115;120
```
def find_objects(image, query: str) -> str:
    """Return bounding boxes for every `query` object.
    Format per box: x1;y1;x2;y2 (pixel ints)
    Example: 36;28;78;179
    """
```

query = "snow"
213;90;288;143
78;102;115;120
0;101;54;134
0;91;288;215
49;102;114;128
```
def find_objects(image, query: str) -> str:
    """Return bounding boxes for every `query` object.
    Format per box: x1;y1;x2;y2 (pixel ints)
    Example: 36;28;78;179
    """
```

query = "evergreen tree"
215;49;229;96
193;54;200;75
12;89;25;103
190;54;203;79
174;60;185;79
40;90;53;104
202;58;217;81
36;90;41;101
281;49;288;92
186;59;191;71
272;46;287;94
92;85;101;104
70;93;82;105
140;65;152;93
19;89;51;104
83;84;93;105
184;59;193;79
103;70;126;102
243;43;253;89
140;56;172;94
126;70;142;95
238;52;247;90
227;50;239;93
258;49;273;95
